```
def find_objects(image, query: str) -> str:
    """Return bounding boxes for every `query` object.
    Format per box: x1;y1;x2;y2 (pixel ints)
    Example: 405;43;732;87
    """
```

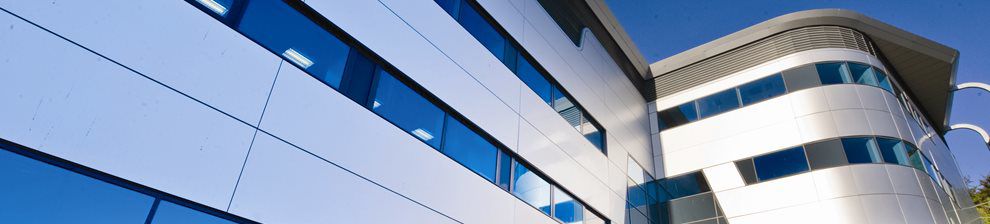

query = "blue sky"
604;0;990;185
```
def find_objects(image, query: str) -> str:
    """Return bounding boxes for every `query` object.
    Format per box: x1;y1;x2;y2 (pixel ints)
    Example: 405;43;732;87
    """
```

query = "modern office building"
0;0;976;223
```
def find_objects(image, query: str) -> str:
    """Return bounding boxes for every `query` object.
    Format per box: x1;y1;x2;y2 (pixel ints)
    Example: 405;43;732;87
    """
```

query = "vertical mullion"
143;198;162;224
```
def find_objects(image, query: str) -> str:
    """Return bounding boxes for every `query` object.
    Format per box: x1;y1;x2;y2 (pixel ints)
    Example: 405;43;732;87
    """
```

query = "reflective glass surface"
0;149;155;223
816;62;852;85
456;1;507;60
738;74;786;105
841;137;881;164
907;144;926;170
371;71;446;148
339;51;377;105
442;116;499;182
496;152;513;191
513;163;552;215
696;89;740;118
877;138;910;166
434;0;461;17
580;113;604;150
517;58;553;104
753;147;809;181
658;103;697;131
734;159;758;185
667;192;718;224
553;187;584;224
848;63;878;86
804;139;848;170
657;172;710;200
152;201;235;224
876;69;894;92
237;0;350;87
782;64;822;92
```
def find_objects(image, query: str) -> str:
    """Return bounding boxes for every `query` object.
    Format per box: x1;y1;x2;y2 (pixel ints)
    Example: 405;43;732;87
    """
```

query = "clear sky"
604;0;990;185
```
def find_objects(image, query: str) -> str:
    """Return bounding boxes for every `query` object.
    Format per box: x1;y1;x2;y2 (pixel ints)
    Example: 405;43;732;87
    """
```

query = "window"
696;89;740;118
434;0;461;17
782;64;821;92
553;87;582;130
370;71;447;148
0;149;155;223
753;147;809;181
339;50;378;104
656;172;710;200
907;142;926;170
552;187;584;223
875;68;894;92
441;116;499;182
513;163;552;215
734;159;758;185
841;137;881;164
496;151;513;191
877;138;910;166
804;139;848;170
0;142;250;224
455;1;508;62
152;201;235;224
580;113;605;150
516;58;553;104
738;74;786;105
237;0;350;88
816;62;852;85
667;192;718;224
848;63;878;86
658;102;697;131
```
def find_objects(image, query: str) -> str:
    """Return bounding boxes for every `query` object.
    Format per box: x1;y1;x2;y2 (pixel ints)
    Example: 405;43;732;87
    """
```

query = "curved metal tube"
948;123;990;148
952;82;990;92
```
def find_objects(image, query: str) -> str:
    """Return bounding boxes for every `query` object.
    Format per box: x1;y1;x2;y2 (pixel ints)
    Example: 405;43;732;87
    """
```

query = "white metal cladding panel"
654;48;883;110
502;0;653;175
702;162;745;192
305;0;521;150
517;121;611;213
0;13;254;210
718;165;945;224
227;133;459;224
0;0;282;123
376;0;523;112
258;65;519;224
652;26;876;100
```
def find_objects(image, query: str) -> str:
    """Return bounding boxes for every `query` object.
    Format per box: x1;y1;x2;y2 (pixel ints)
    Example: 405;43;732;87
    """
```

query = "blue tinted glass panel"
580;112;604;151
738;74;786;105
371;71;446;148
433;0;460;17
753;147;809;181
497;152;513;191
877;138;909;166
152;201;234;224
696;89;740;118
816;62;852;85
657;172;710;200
517;58;553;104
513;163;551;215
849;63;878;86
238;0;349;88
553;87;582;130
0;149;155;223
658;102;697;131
339;51;377;105
907;144;925;170
876;68;894;92
457;2;507;60
442;116;498;182
841;137;881;164
553;187;584;223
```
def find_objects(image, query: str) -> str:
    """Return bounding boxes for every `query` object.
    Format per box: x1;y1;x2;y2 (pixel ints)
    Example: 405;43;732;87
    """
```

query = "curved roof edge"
649;9;959;134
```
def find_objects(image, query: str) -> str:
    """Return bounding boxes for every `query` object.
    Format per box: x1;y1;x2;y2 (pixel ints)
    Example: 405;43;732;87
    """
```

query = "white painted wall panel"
0;0;281;122
850;165;896;195
789;87;831;116
228;133;458;224
858;86;890;112
0;14;253;210
899;195;937;224
796;111;841;143
833;109;874;136
866;109;900;138
812;166;859;199
888;165;925;197
819;196;871;224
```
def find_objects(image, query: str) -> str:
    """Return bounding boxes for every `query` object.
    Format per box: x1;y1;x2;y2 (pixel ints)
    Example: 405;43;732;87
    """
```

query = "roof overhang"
650;9;959;134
